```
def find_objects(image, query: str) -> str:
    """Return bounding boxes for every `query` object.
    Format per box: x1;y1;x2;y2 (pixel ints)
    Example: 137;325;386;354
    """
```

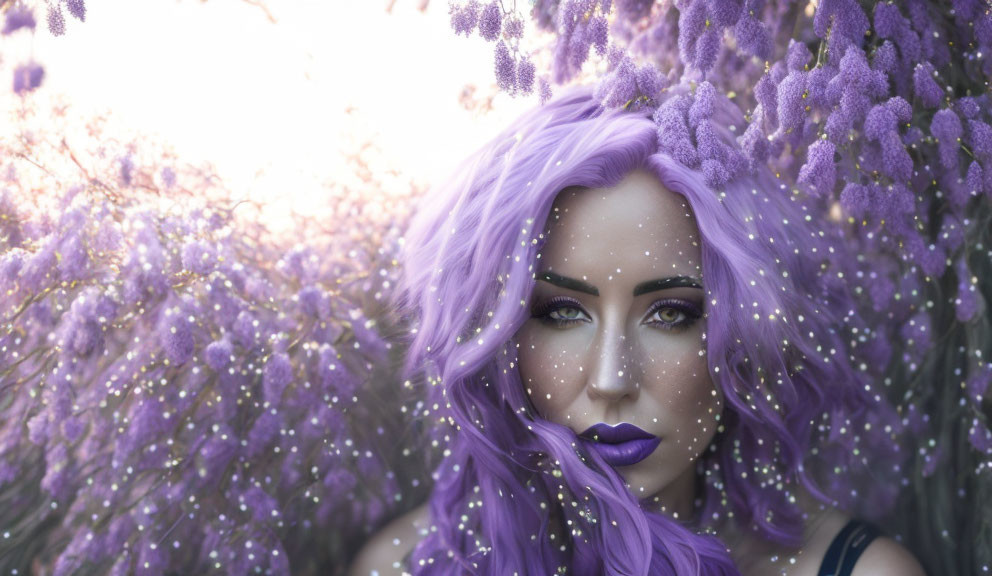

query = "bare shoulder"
348;502;431;576
851;536;927;576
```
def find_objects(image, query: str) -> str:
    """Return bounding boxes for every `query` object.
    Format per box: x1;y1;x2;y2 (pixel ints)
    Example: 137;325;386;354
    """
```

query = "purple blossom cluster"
2;1;87;95
654;80;747;188
448;0;536;95
0;121;431;574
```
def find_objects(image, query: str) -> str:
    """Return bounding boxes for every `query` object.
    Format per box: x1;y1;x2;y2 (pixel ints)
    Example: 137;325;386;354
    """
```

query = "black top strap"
816;519;882;576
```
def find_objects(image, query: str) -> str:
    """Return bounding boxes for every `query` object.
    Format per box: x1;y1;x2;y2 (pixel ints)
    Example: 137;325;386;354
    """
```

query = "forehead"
539;170;702;277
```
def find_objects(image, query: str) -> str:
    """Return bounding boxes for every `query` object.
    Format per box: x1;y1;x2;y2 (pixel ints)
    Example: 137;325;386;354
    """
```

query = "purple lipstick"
578;422;661;467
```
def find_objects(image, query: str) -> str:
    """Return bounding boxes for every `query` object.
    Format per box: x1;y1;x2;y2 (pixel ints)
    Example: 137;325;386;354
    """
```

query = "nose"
586;323;639;404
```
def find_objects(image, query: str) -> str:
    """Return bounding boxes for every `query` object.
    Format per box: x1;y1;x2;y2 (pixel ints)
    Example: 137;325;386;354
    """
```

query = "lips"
578;422;661;467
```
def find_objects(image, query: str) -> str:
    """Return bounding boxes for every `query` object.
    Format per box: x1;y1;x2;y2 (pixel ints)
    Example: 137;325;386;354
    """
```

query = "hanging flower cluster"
0;108;432;574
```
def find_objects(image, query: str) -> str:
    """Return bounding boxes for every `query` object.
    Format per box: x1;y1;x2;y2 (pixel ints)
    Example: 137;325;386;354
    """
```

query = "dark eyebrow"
633;276;703;296
538;271;599;296
537;271;702;296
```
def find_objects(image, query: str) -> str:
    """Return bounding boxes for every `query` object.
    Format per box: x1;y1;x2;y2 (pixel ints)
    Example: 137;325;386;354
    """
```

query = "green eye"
549;307;583;321
533;297;589;327
657;307;684;323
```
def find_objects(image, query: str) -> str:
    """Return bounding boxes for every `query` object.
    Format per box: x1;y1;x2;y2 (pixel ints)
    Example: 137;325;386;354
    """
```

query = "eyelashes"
531;296;703;331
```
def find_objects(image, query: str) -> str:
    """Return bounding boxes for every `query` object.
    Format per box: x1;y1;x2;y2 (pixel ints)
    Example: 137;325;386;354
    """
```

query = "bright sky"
0;0;536;226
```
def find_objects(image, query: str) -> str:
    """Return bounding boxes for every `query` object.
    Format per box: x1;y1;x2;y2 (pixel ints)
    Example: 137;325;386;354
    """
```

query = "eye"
645;299;702;331
532;296;589;327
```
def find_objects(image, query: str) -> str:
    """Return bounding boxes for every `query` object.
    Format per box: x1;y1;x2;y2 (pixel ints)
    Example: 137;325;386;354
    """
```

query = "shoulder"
850;536;927;576
348;502;431;576
803;508;926;576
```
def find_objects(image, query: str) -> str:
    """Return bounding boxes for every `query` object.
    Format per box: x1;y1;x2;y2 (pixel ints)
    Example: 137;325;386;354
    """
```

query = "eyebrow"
537;271;702;296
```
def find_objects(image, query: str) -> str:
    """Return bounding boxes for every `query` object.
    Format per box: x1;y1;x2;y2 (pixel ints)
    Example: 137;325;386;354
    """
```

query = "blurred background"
0;0;535;230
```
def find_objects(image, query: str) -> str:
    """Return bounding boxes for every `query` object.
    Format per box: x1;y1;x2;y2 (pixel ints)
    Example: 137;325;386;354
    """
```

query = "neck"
644;464;698;522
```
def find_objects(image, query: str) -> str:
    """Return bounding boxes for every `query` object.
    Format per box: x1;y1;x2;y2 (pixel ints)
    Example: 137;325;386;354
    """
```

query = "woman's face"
514;169;722;516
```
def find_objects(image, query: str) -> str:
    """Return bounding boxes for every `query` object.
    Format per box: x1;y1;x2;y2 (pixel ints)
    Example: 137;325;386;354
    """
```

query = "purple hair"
394;85;901;575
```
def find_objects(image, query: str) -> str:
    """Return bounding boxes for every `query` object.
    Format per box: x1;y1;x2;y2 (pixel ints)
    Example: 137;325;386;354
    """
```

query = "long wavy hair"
393;85;901;575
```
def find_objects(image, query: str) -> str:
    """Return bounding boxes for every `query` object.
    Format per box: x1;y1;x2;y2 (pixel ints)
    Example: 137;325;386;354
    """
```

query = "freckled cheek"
641;333;719;415
515;324;589;420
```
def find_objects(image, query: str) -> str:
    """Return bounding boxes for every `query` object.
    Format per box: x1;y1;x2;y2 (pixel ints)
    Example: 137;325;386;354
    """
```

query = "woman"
350;85;926;575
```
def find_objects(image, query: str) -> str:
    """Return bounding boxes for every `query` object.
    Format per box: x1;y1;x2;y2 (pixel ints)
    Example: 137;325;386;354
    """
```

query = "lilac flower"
589;16;609;56
616;0;653;20
814;0;869;62
864;104;897;141
28;413;50;446
915;240;947;278
205;338;233;371
41;443;70;500
136;540;168;575
967;120;992;162
694;27;721;73
954;257;978;323
61;289;107;357
976;12;992;47
701;159;730;188
2;6;36;35
967;368;992;405
119;156;134;187
956;97;981;119
913;62;944;108
539;77;552;104
196;425;238;484
864;104;912;182
450;0;480;37
880;135;913;183
181;240;217;275
595;54;637;108
775;69;808;137
872;41;897;73
688;81;716;126
677;0;708;70
517;56;536;95
931;109;962;171
494;40;516;93
0;249;26;285
798;139;836;195
160;307;195;366
62;417;83;443
246;410;281;458
738;116;769;168
938;213;965;252
707;0;743;28
873;2;904;39
734;14;770;59
478;1;502;41
966;161;985;198
13;62;44;94
635;64;666;102
566;21;592;72
655;95;699;168
786;40;812;71
47;2;66;36
66;0;86;21
503;13;524;39
160;166;176;188
57;231;89;281
263;352;293;404
318;344;357;395
884;96;912;123
969;420;992;454
241;485;280;524
754;72;778;123
233;310;258;348
116;398;174;465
